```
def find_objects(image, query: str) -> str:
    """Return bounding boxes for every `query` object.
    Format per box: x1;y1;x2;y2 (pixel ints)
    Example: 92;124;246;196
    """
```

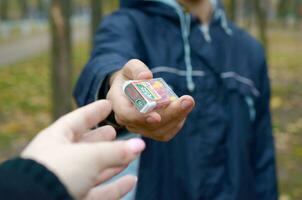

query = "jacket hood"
119;0;232;92
119;0;230;32
120;0;225;12
120;0;181;20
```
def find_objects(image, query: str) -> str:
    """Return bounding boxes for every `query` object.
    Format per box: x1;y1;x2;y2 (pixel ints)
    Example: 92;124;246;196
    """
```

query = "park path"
0;27;89;67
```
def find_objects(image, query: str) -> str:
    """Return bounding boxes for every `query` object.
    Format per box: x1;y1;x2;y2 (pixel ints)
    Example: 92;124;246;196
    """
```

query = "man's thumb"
122;59;153;80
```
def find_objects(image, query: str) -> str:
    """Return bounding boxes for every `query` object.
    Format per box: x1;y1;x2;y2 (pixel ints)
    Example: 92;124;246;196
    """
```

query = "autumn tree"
37;0;49;18
253;0;268;52
294;0;302;27
0;0;9;20
227;0;237;22
18;0;29;18
90;0;103;44
50;0;73;120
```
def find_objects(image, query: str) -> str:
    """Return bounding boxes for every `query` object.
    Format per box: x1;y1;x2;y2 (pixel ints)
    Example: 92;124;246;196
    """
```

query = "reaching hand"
107;59;195;141
21;100;145;200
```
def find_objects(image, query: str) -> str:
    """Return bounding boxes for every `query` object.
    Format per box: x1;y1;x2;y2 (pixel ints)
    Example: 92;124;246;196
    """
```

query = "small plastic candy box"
123;78;178;113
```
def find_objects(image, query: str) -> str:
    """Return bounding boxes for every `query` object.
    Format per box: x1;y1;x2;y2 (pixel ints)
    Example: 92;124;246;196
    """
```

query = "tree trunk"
253;0;268;53
277;0;288;27
243;0;253;29
0;0;9;20
294;0;302;29
229;0;237;22
90;0;103;45
37;0;48;18
18;0;28;18
225;0;237;22
50;0;73;120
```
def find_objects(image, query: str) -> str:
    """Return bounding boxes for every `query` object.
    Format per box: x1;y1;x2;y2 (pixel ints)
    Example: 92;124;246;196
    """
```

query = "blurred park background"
0;0;301;199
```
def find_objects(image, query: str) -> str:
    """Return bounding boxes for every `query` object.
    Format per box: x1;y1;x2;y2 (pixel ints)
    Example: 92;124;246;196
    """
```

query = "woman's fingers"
85;175;137;200
55;100;112;140
95;165;128;185
76;138;145;171
79;125;116;143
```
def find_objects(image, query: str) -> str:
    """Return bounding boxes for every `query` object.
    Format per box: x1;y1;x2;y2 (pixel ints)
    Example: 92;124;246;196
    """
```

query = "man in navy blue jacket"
74;0;278;199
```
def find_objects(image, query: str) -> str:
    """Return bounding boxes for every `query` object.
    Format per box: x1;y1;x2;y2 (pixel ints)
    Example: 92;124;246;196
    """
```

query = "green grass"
0;28;302;199
0;42;89;159
265;28;302;200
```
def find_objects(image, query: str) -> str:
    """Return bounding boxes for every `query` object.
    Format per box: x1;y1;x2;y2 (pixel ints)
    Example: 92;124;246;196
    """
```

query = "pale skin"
107;1;213;141
178;0;213;24
22;100;146;200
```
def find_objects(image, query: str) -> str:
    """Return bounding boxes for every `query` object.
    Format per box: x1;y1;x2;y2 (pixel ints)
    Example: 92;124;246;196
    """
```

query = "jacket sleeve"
252;58;278;199
0;158;73;200
74;11;143;106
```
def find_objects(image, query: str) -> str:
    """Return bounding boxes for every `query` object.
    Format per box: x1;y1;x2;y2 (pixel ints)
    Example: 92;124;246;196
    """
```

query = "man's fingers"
85;175;137;200
146;111;162;124
160;95;195;123
156;118;187;141
56;100;112;139
79;125;116;143
122;59;153;80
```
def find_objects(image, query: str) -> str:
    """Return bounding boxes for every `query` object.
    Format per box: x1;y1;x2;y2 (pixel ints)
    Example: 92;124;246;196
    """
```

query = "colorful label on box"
135;82;161;101
123;78;178;113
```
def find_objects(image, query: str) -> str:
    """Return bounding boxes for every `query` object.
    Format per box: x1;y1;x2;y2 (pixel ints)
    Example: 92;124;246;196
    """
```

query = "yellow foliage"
271;96;283;109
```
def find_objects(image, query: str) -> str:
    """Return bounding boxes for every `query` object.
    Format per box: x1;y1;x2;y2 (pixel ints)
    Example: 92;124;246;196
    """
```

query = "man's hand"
21;100;145;200
107;59;195;141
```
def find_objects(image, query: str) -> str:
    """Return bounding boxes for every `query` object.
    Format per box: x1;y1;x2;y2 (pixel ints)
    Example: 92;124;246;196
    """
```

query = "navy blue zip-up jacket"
74;0;278;199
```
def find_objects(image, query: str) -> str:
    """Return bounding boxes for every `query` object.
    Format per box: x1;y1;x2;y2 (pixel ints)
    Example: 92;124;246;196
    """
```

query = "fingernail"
134;176;138;183
126;139;146;154
181;100;192;110
146;116;157;124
